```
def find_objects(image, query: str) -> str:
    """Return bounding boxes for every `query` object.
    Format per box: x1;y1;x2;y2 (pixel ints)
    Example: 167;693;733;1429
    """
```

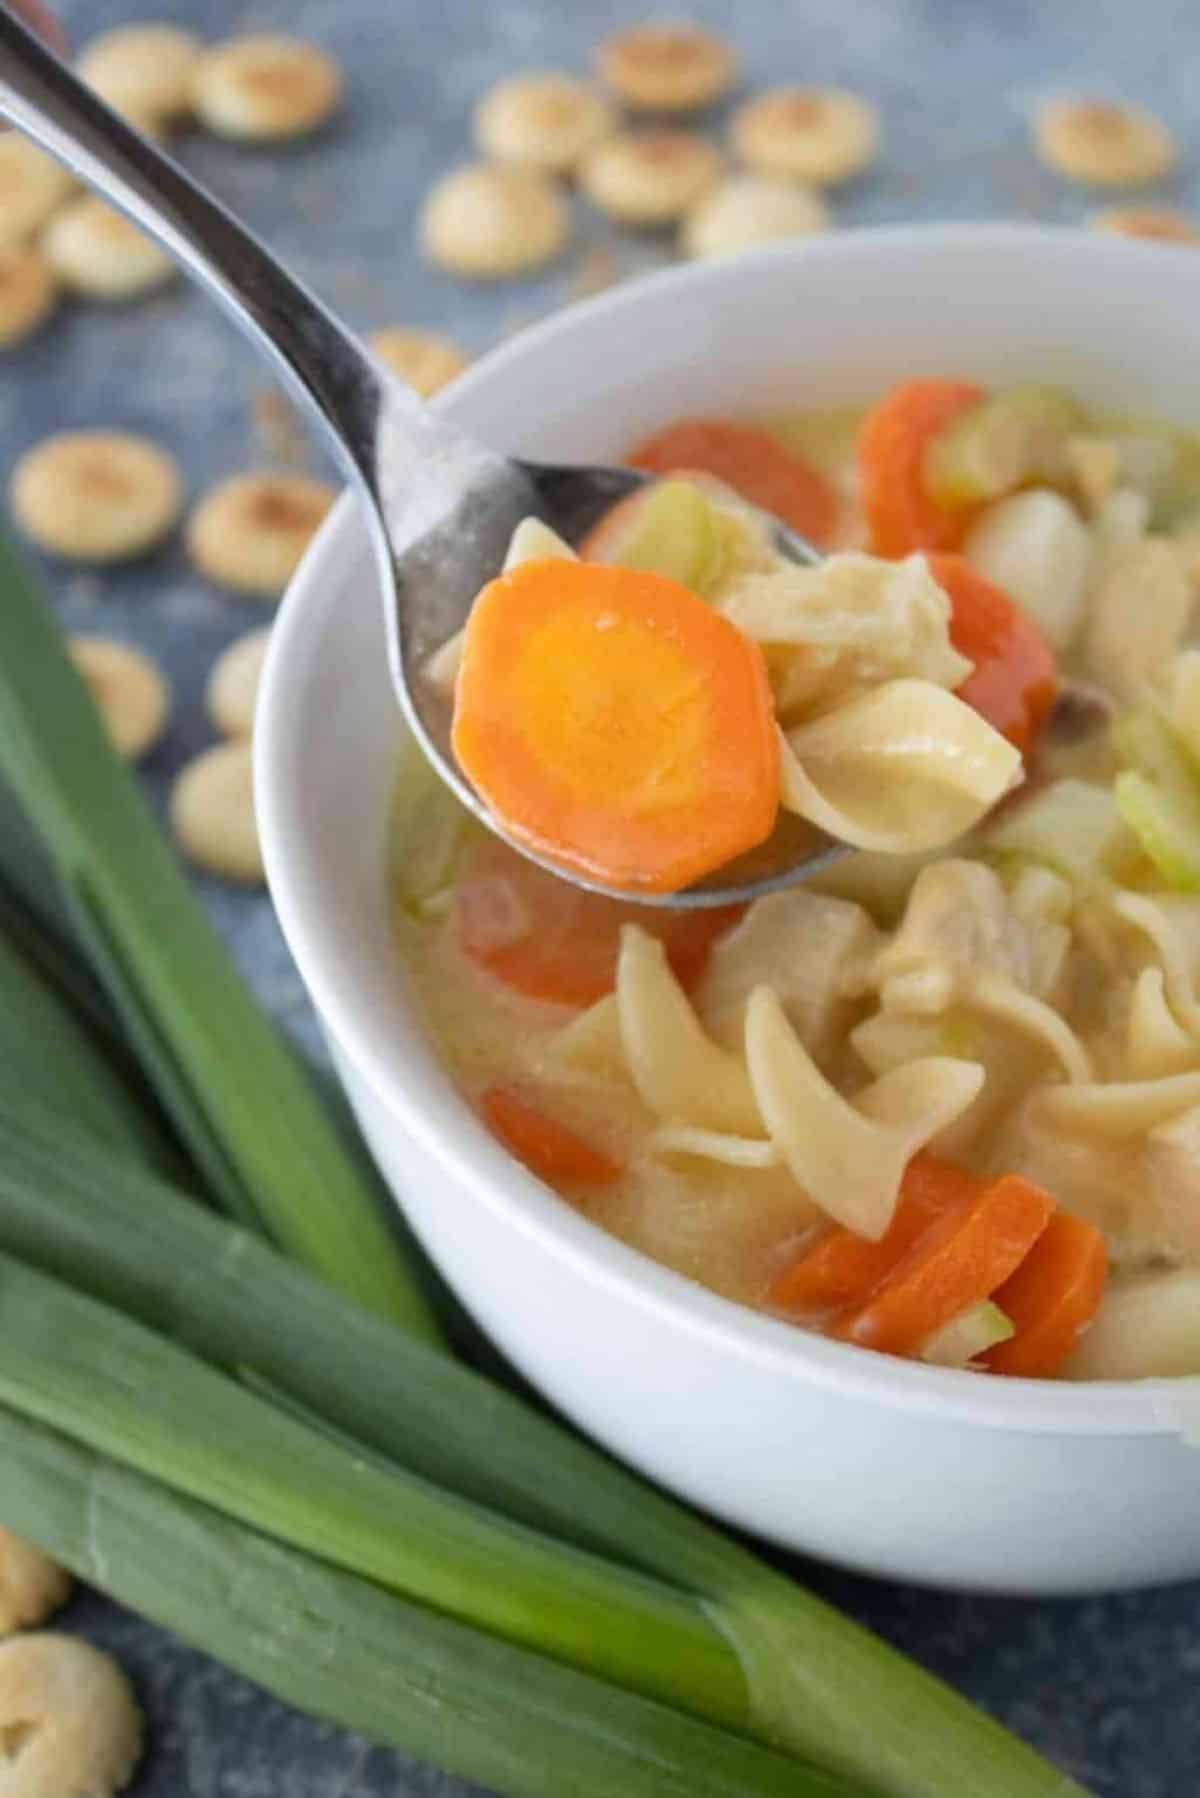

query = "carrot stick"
480;1085;622;1188
627;418;838;549
828;1174;1055;1358
982;1213;1107;1378
457;838;741;1009
927;554;1057;758
452;559;780;895
858;379;985;557
768;1153;986;1316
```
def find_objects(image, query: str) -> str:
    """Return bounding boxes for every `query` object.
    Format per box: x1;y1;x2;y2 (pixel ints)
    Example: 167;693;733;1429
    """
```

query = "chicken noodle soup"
394;380;1200;1381
444;447;1025;891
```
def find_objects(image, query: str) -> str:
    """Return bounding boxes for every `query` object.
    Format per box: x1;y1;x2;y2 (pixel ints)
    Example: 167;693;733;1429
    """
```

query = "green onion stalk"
0;1405;861;1798
0;1099;1085;1798
0;531;439;1338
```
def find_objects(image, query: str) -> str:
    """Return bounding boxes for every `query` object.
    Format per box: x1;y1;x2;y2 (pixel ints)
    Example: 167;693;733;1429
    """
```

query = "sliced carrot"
982;1213;1107;1378
457;836;741;1008
480;1084;621;1188
627;418;839;549
828;1173;1055;1358
925;553;1058;759
858;379;985;558
452;558;780;896
769;1152;986;1316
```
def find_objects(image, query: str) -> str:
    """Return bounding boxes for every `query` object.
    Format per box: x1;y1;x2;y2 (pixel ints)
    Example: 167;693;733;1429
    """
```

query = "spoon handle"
0;6;413;494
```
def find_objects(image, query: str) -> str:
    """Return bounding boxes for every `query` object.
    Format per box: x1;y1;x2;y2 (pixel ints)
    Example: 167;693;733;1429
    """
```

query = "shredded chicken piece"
874;860;1066;1006
719;551;971;721
872;860;1088;1080
698;889;881;1069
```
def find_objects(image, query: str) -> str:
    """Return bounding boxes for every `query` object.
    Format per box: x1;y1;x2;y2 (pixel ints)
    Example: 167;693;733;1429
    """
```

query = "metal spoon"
0;8;840;909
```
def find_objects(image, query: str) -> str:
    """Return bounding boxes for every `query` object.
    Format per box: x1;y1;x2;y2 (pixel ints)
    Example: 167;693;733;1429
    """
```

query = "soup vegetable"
393;378;1200;1382
442;416;1030;893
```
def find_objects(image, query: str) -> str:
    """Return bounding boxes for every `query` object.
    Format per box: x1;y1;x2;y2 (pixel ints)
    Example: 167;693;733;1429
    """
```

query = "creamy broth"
395;892;823;1304
393;388;1200;1378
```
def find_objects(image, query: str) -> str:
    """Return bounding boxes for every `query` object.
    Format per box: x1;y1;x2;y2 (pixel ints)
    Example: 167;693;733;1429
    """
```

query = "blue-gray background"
6;0;1200;1792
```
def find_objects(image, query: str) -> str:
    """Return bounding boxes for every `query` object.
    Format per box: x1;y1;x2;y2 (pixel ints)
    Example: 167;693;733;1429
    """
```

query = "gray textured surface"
5;0;1200;1792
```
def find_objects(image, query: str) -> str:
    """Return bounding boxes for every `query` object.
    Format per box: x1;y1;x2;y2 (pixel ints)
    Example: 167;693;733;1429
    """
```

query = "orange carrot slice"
452;558;780;895
982;1212;1107;1378
927;553;1058;759
858;379;985;557
457;836;741;1008
480;1084;621;1187
627;418;839;548
828;1173;1055;1358
769;1152;986;1316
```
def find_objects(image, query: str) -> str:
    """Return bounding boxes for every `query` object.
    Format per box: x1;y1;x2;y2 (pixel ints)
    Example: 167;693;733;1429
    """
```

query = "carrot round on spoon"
451;557;780;895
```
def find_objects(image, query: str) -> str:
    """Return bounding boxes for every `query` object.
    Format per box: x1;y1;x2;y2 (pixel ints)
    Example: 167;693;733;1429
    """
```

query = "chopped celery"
1112;709;1200;887
390;736;483;919
982;779;1139;885
1113;705;1200;788
605;480;727;594
1115;772;1200;890
925;385;1085;509
921;1302;1014;1368
756;407;863;477
1094;415;1200;528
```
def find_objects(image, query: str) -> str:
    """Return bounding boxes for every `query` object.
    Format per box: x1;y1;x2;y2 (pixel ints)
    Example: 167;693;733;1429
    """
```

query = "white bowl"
257;225;1200;1596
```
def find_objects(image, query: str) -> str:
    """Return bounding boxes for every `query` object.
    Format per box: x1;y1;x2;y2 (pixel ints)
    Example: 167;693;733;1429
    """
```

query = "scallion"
0;1245;750;1735
0;922;166;1167
0;1405;857;1798
0;530;439;1337
0;1097;1085;1798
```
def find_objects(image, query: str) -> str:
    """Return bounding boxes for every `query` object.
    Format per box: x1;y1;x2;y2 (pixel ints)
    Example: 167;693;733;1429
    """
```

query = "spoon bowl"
0;6;842;907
